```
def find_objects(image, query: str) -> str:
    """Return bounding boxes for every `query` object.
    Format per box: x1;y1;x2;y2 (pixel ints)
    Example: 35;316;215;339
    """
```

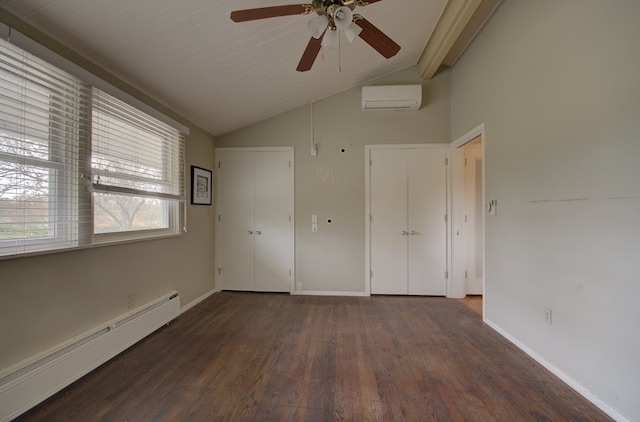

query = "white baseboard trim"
485;319;629;422
0;291;180;422
180;288;218;314
291;290;369;297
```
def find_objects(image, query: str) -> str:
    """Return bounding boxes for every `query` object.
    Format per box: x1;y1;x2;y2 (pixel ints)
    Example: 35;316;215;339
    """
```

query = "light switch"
312;223;318;233
312;214;317;224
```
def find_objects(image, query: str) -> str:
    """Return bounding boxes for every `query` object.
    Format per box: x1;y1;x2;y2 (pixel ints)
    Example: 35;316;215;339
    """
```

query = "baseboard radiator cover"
0;291;180;422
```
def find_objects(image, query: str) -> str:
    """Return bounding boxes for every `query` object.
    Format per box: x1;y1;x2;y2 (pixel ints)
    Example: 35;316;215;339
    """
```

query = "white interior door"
464;140;484;295
217;150;255;291
407;148;448;296
254;151;292;292
370;148;408;294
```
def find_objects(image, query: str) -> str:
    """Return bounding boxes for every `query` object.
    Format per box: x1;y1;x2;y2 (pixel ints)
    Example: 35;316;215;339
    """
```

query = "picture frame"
190;166;212;205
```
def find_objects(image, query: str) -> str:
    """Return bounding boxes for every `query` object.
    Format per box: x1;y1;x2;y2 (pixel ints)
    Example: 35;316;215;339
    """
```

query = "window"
0;37;185;258
0;39;85;255
90;89;184;240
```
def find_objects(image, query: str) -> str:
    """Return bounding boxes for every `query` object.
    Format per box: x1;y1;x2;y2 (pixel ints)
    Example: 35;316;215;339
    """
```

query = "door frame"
364;143;451;296
214;146;295;293
450;124;487;315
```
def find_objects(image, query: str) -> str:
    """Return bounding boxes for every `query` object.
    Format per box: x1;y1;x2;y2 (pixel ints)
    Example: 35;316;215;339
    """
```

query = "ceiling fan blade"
354;15;401;59
356;0;385;6
230;4;313;22
297;34;324;72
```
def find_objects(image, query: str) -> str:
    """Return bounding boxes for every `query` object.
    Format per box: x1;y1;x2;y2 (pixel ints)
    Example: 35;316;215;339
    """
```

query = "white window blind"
0;36;186;258
91;89;185;236
0;38;88;256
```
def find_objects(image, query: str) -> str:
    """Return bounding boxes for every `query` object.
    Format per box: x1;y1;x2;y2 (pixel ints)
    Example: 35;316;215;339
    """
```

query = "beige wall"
451;1;640;420
0;15;216;370
218;66;451;293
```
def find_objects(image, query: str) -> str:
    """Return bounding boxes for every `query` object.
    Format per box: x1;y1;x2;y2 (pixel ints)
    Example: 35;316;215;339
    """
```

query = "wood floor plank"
15;292;612;422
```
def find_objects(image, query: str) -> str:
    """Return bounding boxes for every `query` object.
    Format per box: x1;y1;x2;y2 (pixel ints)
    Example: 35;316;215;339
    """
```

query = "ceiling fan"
230;0;401;72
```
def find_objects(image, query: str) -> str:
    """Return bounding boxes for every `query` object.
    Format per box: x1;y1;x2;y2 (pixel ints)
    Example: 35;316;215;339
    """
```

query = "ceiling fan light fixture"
333;6;354;30
308;15;329;39
343;22;363;43
321;28;339;48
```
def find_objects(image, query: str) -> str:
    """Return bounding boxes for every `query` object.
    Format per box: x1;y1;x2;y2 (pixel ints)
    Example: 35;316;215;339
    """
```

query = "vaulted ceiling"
0;0;500;136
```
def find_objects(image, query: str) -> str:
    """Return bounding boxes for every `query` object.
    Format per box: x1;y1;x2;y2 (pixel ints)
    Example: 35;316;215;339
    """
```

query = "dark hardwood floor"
459;295;483;317
17;292;611;421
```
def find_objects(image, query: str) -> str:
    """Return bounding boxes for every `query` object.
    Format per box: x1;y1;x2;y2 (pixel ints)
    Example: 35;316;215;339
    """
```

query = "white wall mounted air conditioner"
361;84;422;112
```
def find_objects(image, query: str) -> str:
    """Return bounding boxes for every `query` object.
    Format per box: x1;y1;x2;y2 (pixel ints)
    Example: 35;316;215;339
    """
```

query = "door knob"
255;230;262;235
401;231;409;236
410;231;417;235
248;230;254;234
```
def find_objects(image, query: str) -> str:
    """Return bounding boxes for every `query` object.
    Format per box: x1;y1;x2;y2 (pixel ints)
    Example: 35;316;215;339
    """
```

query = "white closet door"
254;151;292;292
407;148;447;296
218;150;255;291
370;148;408;294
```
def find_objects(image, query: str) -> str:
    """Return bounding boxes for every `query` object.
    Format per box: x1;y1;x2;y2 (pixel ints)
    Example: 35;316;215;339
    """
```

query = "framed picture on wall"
191;166;212;205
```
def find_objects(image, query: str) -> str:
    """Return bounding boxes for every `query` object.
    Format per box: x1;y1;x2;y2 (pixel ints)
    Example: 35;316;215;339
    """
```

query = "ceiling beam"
417;0;502;80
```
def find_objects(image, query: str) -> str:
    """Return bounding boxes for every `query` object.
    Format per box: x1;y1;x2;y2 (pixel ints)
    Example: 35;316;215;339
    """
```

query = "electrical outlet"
127;294;136;310
544;307;552;326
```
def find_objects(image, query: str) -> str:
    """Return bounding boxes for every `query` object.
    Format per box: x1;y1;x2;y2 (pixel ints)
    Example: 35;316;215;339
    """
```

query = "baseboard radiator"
0;291;180;422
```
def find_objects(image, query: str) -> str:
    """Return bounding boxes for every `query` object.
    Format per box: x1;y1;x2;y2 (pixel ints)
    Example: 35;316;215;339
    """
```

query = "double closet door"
369;146;448;296
215;148;294;292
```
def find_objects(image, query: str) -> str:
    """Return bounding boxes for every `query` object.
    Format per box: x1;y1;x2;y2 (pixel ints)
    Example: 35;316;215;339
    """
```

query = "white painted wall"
450;1;640;420
218;66;451;293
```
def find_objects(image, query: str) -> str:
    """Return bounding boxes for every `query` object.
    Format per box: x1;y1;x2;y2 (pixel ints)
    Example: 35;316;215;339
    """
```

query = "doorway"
215;147;295;293
365;144;449;296
451;125;486;313
463;137;484;295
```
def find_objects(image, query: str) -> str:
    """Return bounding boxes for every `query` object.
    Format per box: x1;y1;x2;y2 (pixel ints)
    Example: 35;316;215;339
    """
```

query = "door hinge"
369;158;373;167
370;214;373;223
444;214;448;223
465;270;468;279
289;269;292;277
217;267;222;275
445;271;449;279
289;160;291;168
289;215;292;223
464;214;467;223
370;269;373;278
218;161;221;169
218;215;221;222
444;157;449;166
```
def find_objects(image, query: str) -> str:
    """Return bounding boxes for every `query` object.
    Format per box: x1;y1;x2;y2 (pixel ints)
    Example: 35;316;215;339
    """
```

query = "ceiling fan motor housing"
312;0;357;16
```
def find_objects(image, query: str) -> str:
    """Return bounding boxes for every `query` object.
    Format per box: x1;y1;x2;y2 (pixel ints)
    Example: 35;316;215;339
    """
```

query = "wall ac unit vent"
361;85;422;112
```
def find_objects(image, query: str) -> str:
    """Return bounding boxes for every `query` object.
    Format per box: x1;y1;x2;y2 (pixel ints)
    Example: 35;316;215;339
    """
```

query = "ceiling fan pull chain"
339;31;342;72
